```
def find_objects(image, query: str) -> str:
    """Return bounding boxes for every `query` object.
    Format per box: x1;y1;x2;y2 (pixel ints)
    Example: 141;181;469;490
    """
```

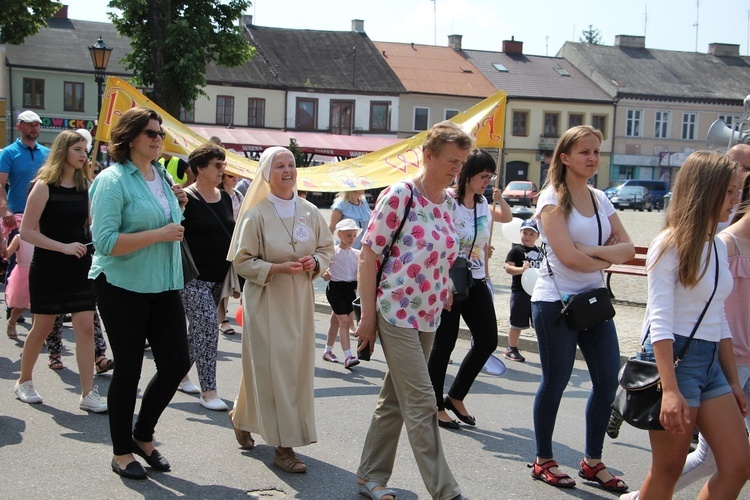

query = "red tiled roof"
374;41;497;98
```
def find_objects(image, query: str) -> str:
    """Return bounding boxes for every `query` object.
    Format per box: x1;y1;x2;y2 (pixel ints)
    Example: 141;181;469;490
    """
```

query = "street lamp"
88;36;112;116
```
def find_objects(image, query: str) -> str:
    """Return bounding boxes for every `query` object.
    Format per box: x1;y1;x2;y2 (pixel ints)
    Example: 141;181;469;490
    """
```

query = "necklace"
416;177;445;204
271;201;298;251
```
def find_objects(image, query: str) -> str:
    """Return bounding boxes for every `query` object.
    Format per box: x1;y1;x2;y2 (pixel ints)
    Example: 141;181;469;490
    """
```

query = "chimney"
54;4;68;19
448;34;462;51
709;43;740;57
352;19;365;33
502;36;523;55
242;14;253;27
615;35;646;49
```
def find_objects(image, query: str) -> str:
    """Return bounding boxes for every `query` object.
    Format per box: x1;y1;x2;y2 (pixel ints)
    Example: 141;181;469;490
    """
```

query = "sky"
64;0;750;57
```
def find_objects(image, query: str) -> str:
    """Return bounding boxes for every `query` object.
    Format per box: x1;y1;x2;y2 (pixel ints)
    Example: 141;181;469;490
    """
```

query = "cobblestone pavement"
315;206;665;359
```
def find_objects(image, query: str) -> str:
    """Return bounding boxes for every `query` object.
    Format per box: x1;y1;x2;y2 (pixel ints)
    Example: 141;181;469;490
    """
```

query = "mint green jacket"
89;160;183;293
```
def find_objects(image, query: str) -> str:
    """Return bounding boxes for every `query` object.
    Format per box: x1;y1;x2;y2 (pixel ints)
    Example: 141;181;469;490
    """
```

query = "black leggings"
428;280;498;410
94;274;190;455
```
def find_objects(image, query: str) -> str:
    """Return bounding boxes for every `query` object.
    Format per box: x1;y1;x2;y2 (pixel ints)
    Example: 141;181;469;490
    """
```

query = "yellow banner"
95;77;258;178
298;92;506;192
95;77;506;191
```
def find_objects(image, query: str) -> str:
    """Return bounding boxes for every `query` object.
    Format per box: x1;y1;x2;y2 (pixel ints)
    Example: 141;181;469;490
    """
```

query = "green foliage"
288;138;306;167
1;0;62;44
108;0;254;117
579;24;602;45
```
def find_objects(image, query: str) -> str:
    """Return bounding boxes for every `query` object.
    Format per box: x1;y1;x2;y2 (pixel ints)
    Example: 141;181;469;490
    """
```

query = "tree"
108;0;254;117
1;1;62;44
579;25;602;45
288;138;306;167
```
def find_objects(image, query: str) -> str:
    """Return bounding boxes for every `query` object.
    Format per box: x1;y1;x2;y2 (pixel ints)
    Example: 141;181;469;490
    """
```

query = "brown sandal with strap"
529;460;576;488
273;448;307;473
228;409;255;449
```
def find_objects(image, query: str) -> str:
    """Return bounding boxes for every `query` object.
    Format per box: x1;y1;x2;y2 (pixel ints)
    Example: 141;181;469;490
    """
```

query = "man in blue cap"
0;110;50;321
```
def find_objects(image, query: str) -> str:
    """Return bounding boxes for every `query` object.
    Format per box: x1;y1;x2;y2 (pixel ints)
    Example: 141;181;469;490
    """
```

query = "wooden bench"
605;245;648;298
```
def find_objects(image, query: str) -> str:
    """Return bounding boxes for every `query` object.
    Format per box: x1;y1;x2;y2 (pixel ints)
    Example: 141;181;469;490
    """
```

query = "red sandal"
529;460;577;489
578;460;628;493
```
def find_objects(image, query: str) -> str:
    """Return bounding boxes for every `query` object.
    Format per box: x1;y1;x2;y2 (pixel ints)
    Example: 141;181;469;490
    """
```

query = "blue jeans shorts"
642;335;731;407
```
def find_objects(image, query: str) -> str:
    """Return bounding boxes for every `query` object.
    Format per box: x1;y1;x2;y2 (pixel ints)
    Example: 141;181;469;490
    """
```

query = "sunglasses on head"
141;129;166;139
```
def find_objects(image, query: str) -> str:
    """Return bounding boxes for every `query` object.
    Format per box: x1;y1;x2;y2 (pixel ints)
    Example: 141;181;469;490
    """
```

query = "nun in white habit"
227;146;333;473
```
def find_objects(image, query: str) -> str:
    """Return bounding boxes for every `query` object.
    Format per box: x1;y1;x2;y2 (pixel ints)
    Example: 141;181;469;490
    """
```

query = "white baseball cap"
17;110;41;123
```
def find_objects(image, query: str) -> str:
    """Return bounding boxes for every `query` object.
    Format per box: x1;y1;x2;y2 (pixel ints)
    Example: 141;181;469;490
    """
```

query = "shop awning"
188;125;401;164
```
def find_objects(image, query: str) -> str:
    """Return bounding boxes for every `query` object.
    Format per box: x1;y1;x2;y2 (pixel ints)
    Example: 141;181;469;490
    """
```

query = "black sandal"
48;355;64;370
220;321;235;335
96;356;114;374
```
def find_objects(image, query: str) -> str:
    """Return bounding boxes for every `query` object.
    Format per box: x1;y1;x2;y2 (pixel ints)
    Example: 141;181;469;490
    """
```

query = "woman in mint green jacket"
89;106;190;480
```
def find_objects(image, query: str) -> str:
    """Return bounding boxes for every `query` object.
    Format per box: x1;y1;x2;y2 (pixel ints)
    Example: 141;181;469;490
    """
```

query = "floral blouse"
361;181;459;332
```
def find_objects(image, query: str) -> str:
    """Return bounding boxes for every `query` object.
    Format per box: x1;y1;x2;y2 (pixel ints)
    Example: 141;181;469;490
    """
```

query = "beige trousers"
357;312;462;500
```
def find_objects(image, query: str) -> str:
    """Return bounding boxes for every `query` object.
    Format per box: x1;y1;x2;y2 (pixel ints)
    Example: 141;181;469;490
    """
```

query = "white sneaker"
14;380;43;404
177;380;200;394
199;396;228;411
80;386;108;413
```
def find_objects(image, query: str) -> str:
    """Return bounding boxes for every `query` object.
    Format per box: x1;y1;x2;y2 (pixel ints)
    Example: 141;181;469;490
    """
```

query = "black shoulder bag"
612;241;719;430
353;184;414;360
449;204;478;302
161;167;199;287
545;189;615;330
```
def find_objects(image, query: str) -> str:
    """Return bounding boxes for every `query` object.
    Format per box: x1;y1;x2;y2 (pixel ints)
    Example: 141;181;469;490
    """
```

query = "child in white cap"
321;218;361;369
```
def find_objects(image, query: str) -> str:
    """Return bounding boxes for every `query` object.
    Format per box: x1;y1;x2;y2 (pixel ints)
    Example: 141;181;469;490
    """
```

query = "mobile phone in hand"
357;340;371;361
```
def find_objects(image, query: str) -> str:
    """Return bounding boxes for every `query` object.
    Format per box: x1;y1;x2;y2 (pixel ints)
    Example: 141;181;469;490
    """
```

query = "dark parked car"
611;186;653;212
605;179;668;210
502;180;540;207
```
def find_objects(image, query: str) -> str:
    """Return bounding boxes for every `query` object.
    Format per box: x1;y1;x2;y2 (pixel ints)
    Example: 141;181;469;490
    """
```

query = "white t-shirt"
531;186;615;302
642;232;733;344
145;165;172;222
452;196;491;279
328;245;359;282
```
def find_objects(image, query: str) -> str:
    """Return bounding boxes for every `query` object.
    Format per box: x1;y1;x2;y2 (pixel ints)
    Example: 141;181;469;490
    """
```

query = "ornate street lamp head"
88;36;112;82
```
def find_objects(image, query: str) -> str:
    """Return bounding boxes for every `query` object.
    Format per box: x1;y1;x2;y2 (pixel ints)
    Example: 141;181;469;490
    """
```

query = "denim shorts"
642;335;731;407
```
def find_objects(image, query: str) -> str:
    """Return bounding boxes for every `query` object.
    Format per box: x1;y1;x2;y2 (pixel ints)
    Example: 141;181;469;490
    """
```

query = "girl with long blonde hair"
626;151;750;499
14;130;104;413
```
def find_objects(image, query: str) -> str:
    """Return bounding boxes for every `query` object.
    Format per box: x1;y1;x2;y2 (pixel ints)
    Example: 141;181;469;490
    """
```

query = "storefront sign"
40;116;96;130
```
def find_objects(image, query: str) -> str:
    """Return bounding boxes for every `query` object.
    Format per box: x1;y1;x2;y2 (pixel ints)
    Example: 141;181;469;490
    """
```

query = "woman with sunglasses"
90;106;190;479
427;149;512;429
177;144;236;411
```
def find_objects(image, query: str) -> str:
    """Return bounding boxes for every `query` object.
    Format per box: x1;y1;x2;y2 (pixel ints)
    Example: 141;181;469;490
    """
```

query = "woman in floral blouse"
355;121;472;500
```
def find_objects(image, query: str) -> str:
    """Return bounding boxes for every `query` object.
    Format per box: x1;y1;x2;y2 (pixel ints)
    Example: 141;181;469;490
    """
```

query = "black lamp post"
88;36;112;116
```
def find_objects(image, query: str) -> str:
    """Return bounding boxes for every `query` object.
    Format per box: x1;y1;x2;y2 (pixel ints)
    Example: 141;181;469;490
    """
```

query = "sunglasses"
141;129;166;139
208;161;228;169
479;174;498;182
225;174;235;179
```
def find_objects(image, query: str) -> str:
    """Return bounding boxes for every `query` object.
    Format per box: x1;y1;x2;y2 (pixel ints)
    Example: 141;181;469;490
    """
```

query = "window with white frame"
444;109;459;120
719;114;742;126
626;109;642;137
414;107;429;131
682;112;697;140
654;110;670;139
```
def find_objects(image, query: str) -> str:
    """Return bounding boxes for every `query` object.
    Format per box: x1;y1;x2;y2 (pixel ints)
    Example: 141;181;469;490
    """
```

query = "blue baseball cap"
520;218;539;233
